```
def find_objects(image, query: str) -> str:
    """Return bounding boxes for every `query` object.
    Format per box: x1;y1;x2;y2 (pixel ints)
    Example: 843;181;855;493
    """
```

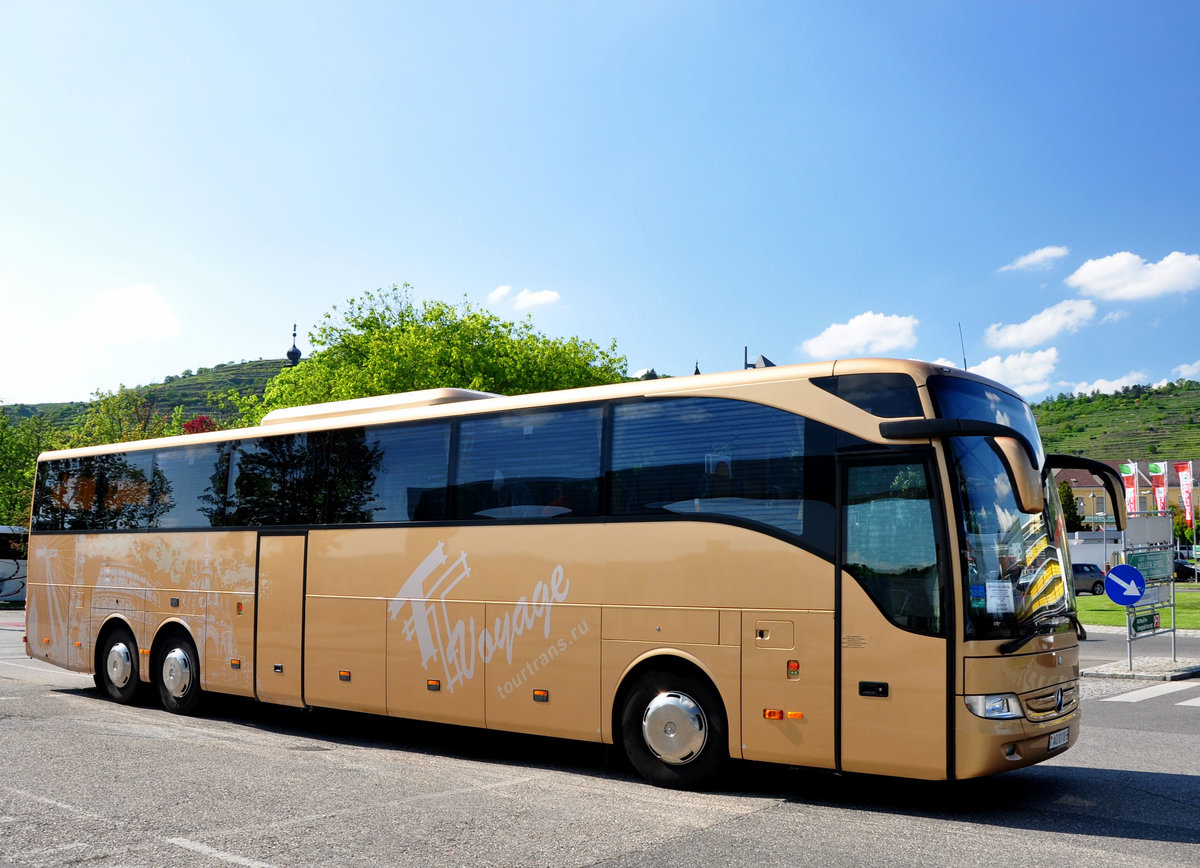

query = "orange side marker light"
763;708;784;720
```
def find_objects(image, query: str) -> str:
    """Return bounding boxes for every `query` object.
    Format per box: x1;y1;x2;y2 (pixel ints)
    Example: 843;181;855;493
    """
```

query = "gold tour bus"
24;359;1124;789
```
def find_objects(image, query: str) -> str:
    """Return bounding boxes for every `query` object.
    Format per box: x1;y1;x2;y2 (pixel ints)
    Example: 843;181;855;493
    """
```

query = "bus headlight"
964;693;1024;720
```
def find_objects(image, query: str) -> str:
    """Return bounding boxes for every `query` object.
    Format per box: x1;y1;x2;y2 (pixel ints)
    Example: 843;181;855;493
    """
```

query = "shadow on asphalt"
56;683;1199;846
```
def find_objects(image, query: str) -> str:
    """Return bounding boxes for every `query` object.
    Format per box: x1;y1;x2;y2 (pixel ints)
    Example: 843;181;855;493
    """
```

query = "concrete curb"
1082;658;1200;681
1082;623;1200;638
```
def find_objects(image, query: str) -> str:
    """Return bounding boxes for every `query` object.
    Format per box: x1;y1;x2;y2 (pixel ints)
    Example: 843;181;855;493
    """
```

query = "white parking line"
1176;695;1200;707
164;838;277;867
1100;682;1200;702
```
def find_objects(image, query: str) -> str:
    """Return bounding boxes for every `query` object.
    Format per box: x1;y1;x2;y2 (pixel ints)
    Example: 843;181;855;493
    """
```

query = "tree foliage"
0;413;60;527
1169;503;1193;546
234;285;628;425
1058;480;1088;533
66;386;184;448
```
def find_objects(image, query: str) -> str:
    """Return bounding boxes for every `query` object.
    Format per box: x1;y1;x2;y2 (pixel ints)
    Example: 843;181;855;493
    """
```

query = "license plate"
1048;728;1070;751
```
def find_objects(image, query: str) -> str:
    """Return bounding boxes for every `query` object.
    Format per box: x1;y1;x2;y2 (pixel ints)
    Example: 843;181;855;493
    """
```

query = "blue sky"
2;1;1198;405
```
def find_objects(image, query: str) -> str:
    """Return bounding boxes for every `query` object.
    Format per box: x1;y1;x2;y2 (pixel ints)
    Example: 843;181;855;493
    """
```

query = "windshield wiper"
998;616;1068;655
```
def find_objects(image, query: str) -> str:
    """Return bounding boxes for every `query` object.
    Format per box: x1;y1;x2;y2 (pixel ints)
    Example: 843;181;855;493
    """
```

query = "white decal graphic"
389;542;571;695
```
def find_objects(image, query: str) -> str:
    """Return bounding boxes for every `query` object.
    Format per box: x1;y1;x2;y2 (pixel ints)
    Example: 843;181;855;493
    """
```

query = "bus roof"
260;388;499;426
35;357;1016;461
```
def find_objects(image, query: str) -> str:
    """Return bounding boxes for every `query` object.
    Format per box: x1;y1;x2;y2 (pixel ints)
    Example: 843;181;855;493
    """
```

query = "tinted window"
453;407;601;519
333;423;450;522
153;442;230;528
225;434;324;527
812;373;923;418
611;397;835;555
33;452;161;531
928;375;1043;468
34;457;95;530
0;532;27;559
843;461;943;635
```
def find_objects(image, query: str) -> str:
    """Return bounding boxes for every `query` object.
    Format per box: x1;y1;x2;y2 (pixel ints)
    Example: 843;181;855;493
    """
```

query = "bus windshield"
950;436;1072;641
928;374;1044;469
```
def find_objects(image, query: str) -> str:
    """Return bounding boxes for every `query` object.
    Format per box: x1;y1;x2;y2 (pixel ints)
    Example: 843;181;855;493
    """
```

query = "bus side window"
452;406;602;520
610;397;836;556
842;461;943;636
226;434;324;527
152;442;231;528
349;422;451;523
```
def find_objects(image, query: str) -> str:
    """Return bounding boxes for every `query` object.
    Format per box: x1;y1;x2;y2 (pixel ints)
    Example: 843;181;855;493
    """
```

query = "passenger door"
255;532;307;707
838;457;950;779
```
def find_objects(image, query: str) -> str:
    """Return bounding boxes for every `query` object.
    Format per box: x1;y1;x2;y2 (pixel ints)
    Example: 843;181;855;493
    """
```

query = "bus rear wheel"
155;633;201;715
620;669;727;789
97;626;140;703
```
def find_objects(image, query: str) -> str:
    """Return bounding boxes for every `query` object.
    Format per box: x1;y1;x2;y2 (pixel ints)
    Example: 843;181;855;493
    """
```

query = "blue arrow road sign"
1105;564;1146;606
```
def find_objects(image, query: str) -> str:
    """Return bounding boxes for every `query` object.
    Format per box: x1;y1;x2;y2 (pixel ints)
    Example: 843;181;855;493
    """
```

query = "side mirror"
995;437;1044;514
1046;454;1127;531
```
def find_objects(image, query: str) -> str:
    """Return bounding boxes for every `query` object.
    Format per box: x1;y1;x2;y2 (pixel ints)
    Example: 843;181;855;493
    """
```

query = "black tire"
620;668;727;789
155;632;201;715
97;626;140;703
1091;581;1104;596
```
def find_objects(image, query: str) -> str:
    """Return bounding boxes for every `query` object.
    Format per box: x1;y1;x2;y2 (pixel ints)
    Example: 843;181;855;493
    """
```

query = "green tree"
0;413;61;527
1169;503;1193;547
233;285;628;425
67;386;184;448
1058;481;1087;532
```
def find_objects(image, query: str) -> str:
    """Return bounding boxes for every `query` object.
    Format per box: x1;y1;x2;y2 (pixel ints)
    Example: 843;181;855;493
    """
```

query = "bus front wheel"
620;669;727;789
97;626;140;704
155;633;201;715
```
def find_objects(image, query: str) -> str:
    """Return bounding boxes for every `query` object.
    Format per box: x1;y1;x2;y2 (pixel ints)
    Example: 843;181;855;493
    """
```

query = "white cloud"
931;357;961;369
1073;371;1148;395
488;285;512;303
1174;361;1200;379
70;284;180;344
999;245;1070;272
1100;310;1128;325
514;288;560;309
983;299;1096;349
1066;251;1200;300
800;311;919;359
969;348;1058;397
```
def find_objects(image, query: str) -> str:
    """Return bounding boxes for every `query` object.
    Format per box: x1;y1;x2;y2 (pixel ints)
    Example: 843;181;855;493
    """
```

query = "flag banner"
1149;461;1168;512
1120;461;1138;516
1176;460;1194;527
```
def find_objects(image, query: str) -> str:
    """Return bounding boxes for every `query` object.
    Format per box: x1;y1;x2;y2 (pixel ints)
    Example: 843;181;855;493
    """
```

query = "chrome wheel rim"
106;641;133;688
161;648;193;699
641;690;707;765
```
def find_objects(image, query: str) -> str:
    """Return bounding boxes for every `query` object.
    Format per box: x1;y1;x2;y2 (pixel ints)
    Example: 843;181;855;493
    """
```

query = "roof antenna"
958;322;967;369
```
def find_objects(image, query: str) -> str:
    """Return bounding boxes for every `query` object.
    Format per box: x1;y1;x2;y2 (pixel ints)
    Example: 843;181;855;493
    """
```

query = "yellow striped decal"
1018;560;1065;619
1024;536;1048;567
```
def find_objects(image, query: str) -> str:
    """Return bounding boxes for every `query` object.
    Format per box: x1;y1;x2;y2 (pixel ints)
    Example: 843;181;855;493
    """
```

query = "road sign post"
1110;544;1177;670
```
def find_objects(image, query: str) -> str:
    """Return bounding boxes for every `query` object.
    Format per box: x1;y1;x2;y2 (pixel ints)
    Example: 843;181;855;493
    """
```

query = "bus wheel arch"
614;655;729;790
152;626;202;715
94;619;141;703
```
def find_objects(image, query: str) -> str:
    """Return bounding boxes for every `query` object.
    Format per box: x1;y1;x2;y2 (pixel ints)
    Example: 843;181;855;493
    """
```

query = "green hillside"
1033;381;1200;460
3;359;289;427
